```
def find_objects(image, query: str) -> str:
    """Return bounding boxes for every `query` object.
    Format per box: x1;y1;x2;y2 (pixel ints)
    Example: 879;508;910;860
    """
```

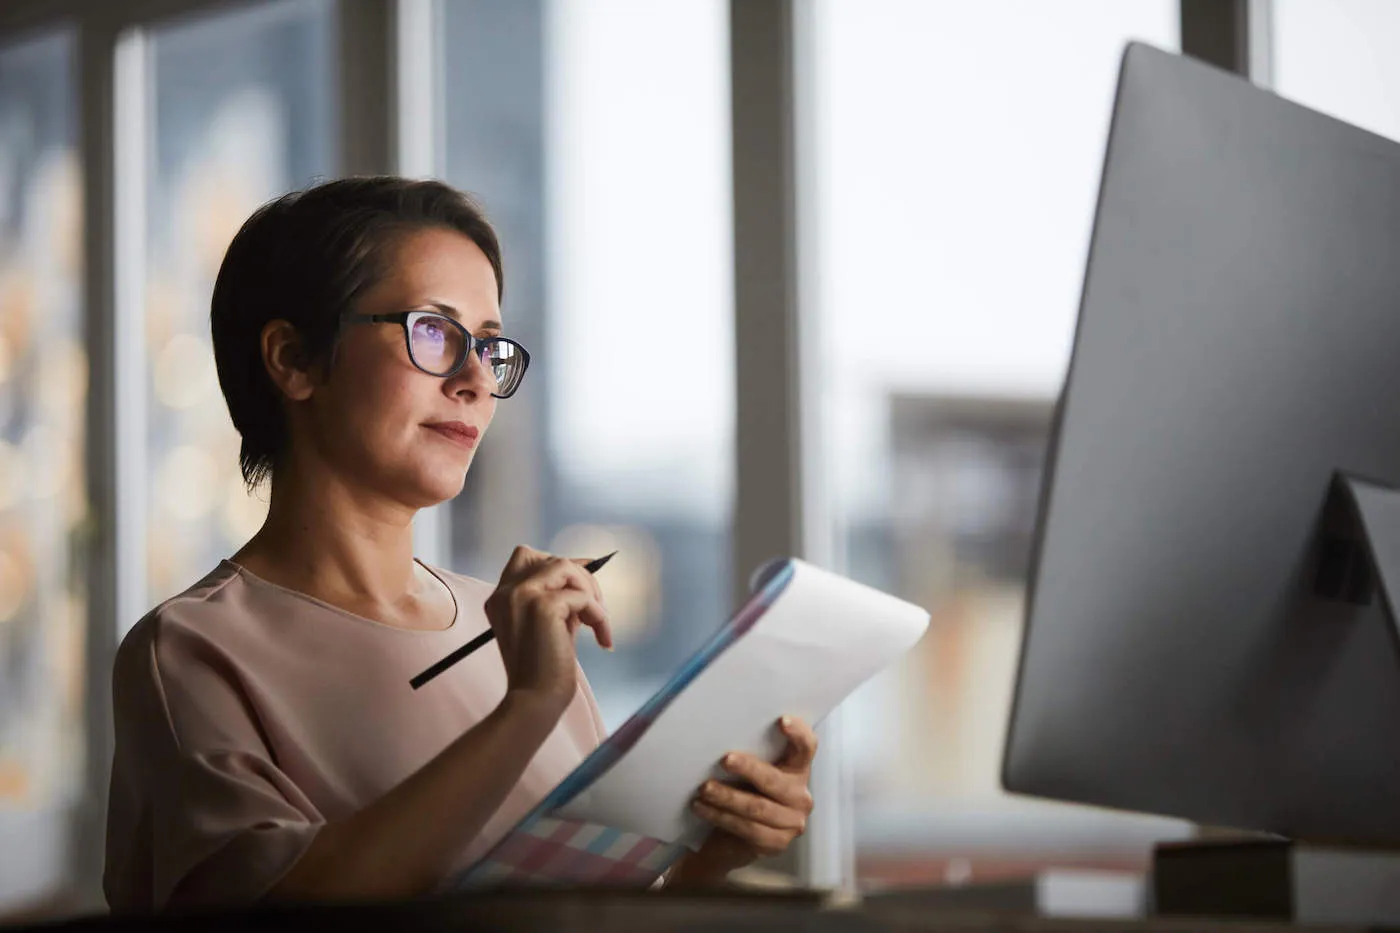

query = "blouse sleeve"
575;663;610;744
104;617;323;912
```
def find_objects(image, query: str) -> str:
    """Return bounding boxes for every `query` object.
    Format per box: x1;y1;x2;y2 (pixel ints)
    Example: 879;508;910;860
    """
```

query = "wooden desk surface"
4;888;1384;933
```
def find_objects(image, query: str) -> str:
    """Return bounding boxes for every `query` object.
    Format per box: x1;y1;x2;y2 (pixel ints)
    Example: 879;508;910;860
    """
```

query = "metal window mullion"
113;30;150;642
729;0;851;893
337;0;453;567
336;0;393;176
75;11;149;909
392;0;452;568
1180;0;1274;85
393;0;441;179
1245;0;1274;89
789;0;853;895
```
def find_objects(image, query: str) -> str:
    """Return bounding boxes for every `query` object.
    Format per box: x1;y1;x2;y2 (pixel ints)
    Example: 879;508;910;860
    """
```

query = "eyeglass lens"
483;340;524;395
408;312;523;395
408;313;465;376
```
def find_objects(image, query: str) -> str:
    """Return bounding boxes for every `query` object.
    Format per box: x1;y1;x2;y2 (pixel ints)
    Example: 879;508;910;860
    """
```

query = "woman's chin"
410;462;471;506
371;450;472;509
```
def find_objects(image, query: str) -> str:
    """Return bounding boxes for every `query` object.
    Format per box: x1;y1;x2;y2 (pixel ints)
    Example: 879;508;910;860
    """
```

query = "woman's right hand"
271;546;614;903
484;545;614;712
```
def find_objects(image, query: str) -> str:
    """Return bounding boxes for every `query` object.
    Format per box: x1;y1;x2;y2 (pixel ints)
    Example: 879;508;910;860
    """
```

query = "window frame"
0;0;1266;910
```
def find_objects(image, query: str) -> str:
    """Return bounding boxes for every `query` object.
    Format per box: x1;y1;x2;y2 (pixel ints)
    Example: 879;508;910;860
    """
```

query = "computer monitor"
1002;42;1400;843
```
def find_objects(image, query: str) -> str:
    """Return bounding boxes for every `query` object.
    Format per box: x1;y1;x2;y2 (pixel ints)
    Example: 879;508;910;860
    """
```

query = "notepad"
446;557;930;890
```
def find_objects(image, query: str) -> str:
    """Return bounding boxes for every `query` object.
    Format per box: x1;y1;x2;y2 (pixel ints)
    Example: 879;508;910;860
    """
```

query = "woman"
103;177;818;912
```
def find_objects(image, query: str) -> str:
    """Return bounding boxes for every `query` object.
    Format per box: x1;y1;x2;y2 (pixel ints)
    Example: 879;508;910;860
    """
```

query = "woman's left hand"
667;716;818;886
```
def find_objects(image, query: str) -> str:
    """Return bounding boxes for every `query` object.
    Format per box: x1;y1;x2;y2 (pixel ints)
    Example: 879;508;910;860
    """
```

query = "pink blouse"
103;560;607;912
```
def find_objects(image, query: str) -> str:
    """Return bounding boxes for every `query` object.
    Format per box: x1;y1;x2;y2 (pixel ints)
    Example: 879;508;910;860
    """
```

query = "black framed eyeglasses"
346;310;531;399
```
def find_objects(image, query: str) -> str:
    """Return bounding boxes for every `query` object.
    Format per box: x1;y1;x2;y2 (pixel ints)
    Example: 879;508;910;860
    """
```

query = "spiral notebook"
445;557;930;890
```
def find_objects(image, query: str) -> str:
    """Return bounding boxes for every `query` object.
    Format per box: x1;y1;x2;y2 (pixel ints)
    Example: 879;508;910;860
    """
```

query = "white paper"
553;558;930;846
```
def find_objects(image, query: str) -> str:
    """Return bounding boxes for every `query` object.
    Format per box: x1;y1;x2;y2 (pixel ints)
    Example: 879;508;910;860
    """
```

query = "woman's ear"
260;320;317;402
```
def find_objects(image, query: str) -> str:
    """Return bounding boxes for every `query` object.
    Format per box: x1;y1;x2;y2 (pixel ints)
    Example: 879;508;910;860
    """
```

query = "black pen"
410;551;617;690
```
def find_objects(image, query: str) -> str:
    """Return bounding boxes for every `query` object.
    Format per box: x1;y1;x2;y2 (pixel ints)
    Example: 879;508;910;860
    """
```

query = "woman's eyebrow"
424;300;462;319
424;301;502;332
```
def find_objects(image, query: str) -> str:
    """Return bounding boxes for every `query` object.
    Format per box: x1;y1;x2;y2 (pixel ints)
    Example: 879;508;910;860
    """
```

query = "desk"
0;889;1370;933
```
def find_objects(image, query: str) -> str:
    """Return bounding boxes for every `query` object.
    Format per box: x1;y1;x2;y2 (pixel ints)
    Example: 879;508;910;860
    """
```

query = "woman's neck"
231;460;422;612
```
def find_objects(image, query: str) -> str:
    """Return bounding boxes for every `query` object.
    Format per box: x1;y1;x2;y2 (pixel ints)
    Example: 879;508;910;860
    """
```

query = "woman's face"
296;226;504;510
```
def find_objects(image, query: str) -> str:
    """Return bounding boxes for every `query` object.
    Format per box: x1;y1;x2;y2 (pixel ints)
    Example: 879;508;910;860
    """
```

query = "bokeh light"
0;757;29;802
47;592;86;714
189;168;256;280
156;445;220;521
42;149;82;279
35;337;86;421
144;278;179;359
0;270;35;359
0;27;86;816
61;437;87;530
154;333;217;410
548;523;662;645
0;439;24;510
21;423;62;499
0;530;35;623
221;471;269;543
0;552;24;622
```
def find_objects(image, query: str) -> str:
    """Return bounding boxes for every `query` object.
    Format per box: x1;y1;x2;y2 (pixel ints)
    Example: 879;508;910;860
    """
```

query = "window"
1273;0;1400;143
441;0;735;729
0;29;84;810
143;0;336;605
808;0;1185;884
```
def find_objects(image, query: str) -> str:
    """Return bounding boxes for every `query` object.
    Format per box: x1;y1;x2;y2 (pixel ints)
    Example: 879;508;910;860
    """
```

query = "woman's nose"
446;348;492;399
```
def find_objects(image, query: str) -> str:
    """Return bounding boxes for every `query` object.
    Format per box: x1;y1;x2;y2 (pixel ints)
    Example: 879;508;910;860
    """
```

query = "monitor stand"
1153;837;1400;925
1153;472;1400;927
1312;472;1400;614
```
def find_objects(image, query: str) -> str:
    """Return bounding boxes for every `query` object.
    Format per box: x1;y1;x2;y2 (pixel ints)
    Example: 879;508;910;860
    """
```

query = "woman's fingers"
501;545;552;585
523;556;612;648
775;716;819;771
532;585;599;625
516;585;614;651
519;555;608;615
521;556;591;595
695;780;807;832
570;557;607;605
719;753;814;814
570;598;614;650
690;801;796;858
501;547;605;602
490;546;615;701
504;555;607;619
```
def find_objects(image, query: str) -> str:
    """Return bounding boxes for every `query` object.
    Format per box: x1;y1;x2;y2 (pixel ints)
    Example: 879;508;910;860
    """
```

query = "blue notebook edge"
452;558;799;887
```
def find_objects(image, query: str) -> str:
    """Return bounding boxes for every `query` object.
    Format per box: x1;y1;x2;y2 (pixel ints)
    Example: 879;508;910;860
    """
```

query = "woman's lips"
424;422;480;448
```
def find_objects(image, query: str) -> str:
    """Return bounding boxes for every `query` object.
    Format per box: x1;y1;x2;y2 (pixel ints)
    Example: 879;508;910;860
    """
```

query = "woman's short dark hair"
210;176;504;489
